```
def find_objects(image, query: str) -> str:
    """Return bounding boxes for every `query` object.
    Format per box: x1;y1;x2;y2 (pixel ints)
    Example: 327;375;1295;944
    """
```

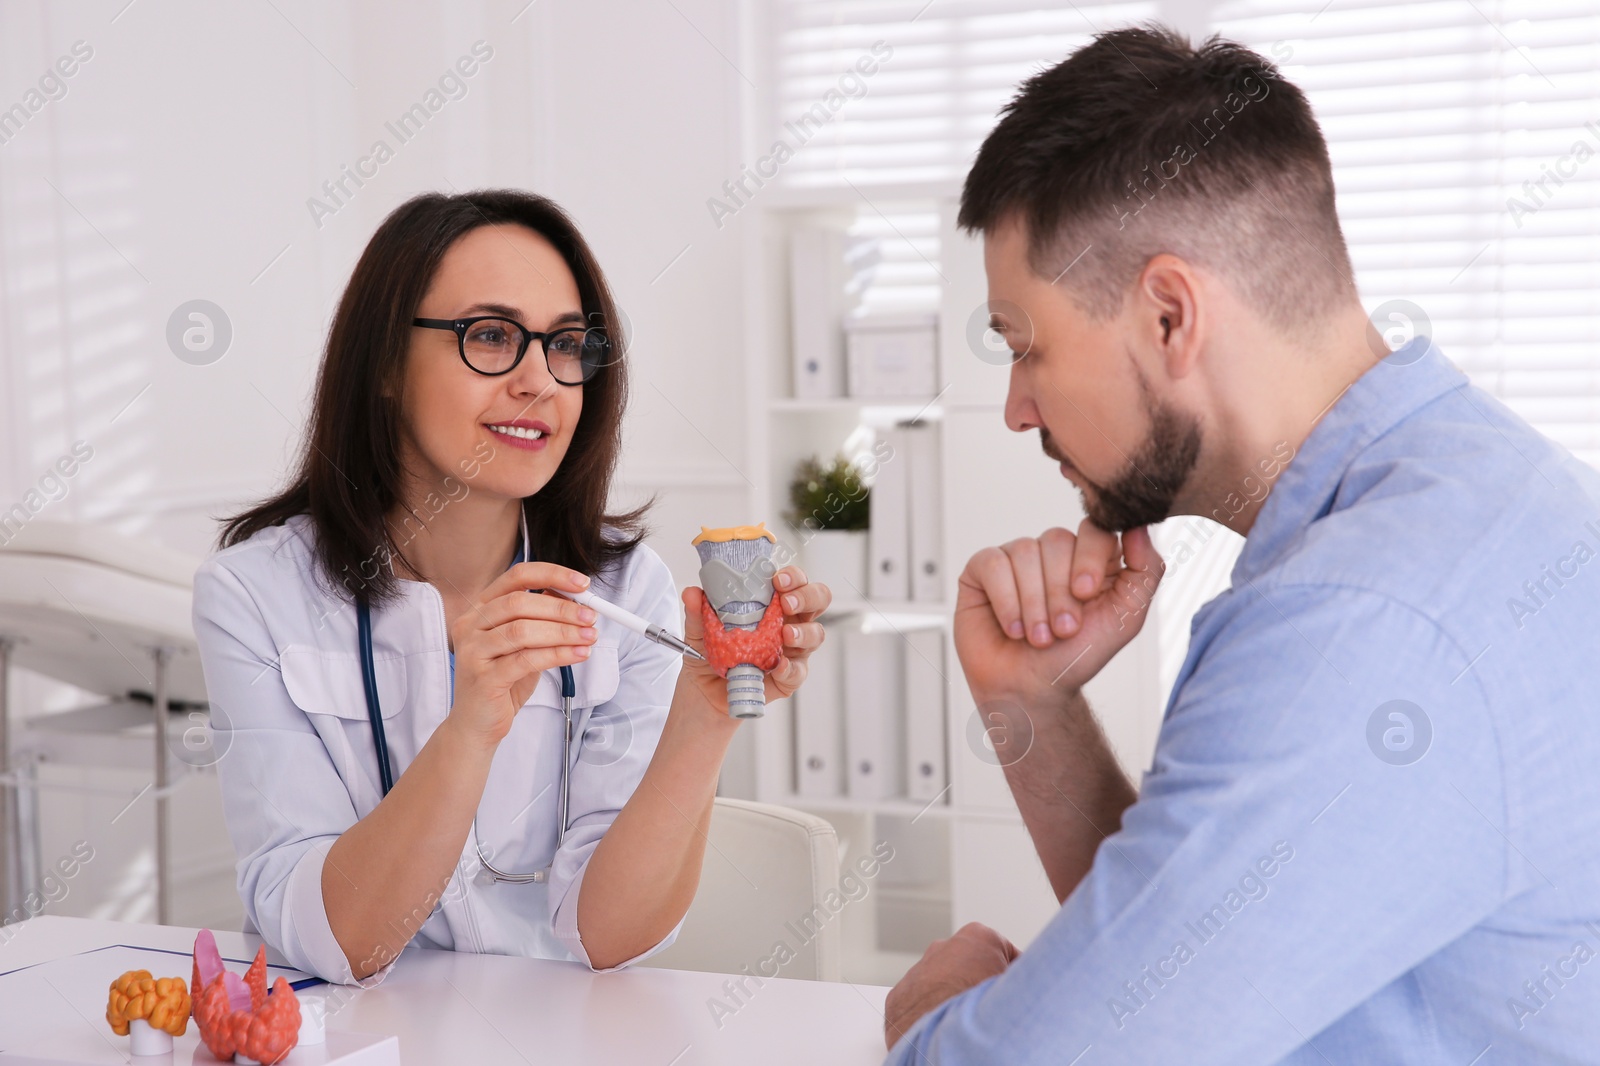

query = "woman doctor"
192;189;831;984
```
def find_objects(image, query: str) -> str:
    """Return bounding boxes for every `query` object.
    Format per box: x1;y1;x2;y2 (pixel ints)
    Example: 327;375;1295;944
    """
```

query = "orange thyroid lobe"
699;595;784;676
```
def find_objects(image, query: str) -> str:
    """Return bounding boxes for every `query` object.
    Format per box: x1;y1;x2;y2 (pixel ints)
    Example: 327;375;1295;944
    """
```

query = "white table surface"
0;916;893;1064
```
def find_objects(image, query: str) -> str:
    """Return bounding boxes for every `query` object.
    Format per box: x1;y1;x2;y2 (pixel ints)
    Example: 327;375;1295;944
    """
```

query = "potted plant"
786;454;870;594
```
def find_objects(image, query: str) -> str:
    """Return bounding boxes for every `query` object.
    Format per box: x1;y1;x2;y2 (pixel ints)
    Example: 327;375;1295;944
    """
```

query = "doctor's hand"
885;923;1019;1050
446;562;598;749
955;521;1164;708
677;565;831;718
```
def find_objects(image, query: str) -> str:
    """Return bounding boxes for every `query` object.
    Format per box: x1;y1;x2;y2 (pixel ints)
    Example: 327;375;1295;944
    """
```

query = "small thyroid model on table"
190;928;302;1064
106;968;189;1057
693;523;784;719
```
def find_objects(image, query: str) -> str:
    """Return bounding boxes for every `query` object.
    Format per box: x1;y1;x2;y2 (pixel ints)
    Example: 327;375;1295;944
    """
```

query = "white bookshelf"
729;185;1165;985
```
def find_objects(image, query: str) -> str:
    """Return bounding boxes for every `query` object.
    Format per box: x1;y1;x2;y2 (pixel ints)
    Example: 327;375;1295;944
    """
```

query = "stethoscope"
357;510;576;885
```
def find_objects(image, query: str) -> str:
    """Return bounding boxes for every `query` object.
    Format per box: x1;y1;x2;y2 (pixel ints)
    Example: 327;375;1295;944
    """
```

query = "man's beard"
1041;385;1202;533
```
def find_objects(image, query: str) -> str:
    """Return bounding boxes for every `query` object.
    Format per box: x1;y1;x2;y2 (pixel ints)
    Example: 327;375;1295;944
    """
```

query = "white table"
0;916;893;1064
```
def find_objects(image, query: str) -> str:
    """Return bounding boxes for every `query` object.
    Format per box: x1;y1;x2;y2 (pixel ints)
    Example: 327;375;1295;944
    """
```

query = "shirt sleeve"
192;557;399;988
547;543;685;970
888;583;1509;1065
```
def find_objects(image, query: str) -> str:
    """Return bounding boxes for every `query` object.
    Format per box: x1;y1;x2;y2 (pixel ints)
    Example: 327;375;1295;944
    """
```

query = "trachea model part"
694;523;784;719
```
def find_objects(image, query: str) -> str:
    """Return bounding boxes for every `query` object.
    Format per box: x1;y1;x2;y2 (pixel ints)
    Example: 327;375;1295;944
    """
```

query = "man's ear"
1139;254;1201;380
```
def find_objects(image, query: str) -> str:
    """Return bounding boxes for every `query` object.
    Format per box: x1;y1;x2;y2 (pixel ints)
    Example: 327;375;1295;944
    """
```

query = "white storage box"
845;311;937;400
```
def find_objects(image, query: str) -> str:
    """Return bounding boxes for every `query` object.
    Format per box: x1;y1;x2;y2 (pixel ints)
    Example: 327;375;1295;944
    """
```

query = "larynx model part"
694;523;784;718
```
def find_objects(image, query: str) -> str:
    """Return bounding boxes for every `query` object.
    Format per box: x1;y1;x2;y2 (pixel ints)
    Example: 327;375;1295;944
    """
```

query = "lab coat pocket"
479;644;623;872
280;644;409;806
280;645;408;720
502;644;621;778
523;643;621;711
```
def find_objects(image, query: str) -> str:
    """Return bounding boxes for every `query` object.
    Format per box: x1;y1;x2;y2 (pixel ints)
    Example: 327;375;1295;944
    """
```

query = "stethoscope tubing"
356;511;577;884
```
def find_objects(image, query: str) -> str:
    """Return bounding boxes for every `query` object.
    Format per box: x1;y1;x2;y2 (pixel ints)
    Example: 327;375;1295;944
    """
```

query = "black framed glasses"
412;316;610;385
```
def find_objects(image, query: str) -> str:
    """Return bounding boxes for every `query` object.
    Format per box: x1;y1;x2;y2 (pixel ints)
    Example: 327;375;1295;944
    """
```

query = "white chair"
643;798;841;981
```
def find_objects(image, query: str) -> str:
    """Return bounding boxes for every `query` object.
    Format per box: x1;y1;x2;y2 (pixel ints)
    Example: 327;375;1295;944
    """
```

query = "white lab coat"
191;514;683;986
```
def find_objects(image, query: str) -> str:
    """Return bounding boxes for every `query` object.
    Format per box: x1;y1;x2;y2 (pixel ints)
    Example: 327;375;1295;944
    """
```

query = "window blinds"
773;0;1600;462
772;1;1155;311
773;0;1158;189
768;0;1600;709
1214;0;1600;464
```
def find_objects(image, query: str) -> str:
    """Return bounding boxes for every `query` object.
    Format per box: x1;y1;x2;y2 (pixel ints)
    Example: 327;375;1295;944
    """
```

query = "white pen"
550;587;707;662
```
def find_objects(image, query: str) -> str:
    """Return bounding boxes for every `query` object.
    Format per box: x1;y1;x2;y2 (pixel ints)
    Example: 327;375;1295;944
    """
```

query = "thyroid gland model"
190;928;302;1064
693;524;784;719
106;969;189;1056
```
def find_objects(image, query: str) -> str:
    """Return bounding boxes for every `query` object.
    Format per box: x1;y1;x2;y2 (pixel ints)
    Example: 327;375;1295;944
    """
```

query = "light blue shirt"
889;339;1600;1064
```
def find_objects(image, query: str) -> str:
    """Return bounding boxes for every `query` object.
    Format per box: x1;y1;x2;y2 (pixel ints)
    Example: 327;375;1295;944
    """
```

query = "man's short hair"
959;25;1356;331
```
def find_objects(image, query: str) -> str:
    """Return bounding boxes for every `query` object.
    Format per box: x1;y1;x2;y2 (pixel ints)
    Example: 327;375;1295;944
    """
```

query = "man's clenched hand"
885;923;1020;1050
954;520;1164;706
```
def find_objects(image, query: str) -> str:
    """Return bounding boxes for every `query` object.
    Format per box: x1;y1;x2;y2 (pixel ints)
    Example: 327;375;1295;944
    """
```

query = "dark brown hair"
960;25;1356;330
221;189;647;604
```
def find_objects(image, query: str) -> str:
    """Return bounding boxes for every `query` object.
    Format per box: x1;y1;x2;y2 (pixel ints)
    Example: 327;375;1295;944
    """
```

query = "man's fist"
954;520;1164;705
885;923;1020;1049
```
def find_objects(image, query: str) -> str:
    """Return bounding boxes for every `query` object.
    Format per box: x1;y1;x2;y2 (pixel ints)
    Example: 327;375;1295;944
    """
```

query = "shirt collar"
1229;336;1467;585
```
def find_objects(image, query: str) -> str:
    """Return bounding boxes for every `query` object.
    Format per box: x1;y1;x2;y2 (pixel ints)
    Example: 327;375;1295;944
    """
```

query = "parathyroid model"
693;524;785;719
